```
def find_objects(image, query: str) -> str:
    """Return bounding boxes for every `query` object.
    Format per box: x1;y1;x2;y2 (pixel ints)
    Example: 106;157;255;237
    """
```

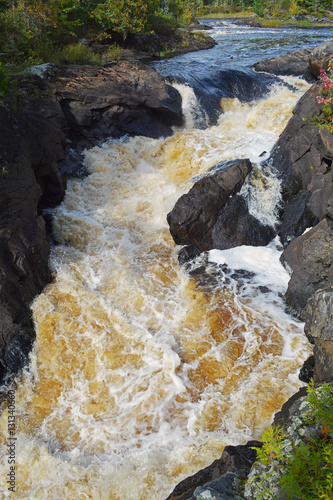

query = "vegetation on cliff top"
246;381;333;500
1;0;332;71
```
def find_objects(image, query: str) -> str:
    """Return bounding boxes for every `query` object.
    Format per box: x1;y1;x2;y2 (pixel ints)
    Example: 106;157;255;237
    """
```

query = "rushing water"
1;20;333;500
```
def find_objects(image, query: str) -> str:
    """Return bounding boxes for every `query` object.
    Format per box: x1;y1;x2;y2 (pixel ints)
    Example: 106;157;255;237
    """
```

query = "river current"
1;20;333;500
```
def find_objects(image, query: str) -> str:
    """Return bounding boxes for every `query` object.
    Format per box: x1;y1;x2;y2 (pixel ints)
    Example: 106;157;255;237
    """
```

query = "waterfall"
0;73;313;500
171;83;209;129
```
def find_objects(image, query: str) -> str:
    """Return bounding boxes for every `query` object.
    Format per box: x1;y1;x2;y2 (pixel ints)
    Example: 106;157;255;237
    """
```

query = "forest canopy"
0;0;332;66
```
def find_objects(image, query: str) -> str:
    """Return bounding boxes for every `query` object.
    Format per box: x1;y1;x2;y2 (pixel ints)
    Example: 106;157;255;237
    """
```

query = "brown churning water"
0;78;311;499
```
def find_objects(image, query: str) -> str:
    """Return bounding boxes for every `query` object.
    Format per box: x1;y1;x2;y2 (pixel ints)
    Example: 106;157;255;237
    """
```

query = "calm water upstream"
1;20;333;500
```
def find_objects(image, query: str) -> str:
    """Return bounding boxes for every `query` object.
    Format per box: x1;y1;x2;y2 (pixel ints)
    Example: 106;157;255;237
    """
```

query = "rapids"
1;20;332;500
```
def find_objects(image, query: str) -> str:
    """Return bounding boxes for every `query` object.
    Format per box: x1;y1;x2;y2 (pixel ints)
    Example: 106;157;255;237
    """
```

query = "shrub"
0;63;10;97
248;381;333;500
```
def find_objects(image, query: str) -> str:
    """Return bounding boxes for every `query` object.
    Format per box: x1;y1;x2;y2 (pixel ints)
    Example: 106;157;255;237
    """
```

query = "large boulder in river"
167;159;275;259
268;84;333;245
280;219;333;318
252;39;333;80
253;48;312;79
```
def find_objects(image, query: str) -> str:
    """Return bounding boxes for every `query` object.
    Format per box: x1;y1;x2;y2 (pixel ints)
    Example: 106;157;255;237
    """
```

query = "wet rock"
208;195;276;251
280;219;333;317
0;105;65;382
304;287;333;382
47;61;183;146
167;159;252;250
309;38;333;77
0;60;184;383
267;84;333;244
273;387;308;432
167;159;276;257
299;355;315;383
166;441;261;500
253;48;312;79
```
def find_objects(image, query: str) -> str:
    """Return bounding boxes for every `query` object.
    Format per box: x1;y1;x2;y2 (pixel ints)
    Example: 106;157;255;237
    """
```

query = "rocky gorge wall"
166;42;333;499
0;60;183;384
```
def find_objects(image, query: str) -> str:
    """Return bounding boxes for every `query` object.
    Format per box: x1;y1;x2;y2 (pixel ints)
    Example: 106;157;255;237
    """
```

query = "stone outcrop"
304;287;333;382
253;48;312;78
280;219;333;317
166;441;260;500
0;106;66;382
267;84;333;245
253;39;333;80
167;159;275;260
0;61;183;383
28;61;183;149
309;38;333;77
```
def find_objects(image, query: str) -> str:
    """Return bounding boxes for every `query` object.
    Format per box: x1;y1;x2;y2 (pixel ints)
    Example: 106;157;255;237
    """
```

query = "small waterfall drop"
0;51;314;500
172;82;209;129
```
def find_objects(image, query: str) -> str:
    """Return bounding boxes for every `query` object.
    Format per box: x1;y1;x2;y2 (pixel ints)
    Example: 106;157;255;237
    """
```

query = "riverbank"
199;12;333;29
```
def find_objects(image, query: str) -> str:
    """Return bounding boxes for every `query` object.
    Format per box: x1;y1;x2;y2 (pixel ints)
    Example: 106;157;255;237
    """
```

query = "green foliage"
0;63;10;97
149;12;179;35
37;42;101;64
250;381;333;500
37;41;121;64
253;426;287;465
92;0;159;39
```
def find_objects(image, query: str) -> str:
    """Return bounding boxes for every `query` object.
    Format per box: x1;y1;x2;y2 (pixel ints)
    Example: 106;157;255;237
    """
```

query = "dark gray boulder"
167;159;275;259
304;287;333;383
167;160;252;250
267;84;333;245
253;48;312;79
280;219;333;318
165;441;261;500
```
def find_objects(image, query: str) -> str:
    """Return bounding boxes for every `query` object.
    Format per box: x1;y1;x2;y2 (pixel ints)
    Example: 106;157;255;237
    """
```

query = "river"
0;19;332;500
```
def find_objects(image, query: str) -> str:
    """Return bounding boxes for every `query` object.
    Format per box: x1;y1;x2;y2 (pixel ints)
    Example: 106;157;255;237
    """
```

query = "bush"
36;42;122;65
247;381;333;500
149;13;179;35
0;63;10;97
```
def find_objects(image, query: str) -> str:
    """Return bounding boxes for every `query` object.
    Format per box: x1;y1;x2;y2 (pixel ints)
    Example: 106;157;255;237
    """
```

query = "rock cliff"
0;61;183;383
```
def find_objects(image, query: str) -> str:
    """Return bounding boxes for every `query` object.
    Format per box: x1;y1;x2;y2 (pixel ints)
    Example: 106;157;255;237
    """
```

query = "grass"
36;42;122;66
198;11;253;19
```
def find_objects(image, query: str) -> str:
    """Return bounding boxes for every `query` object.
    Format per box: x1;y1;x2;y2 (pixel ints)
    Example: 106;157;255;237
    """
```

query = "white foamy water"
0;80;312;499
172;83;209;129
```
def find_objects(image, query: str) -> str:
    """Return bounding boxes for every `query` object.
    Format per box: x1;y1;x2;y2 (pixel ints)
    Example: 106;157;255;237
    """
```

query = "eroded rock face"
166;441;260;500
309;38;333;77
47;61;183;146
253;48;312;79
167;159;275;259
267;84;333;245
304;287;333;382
0;106;66;381
280;219;333;317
